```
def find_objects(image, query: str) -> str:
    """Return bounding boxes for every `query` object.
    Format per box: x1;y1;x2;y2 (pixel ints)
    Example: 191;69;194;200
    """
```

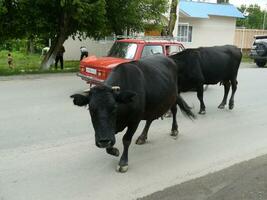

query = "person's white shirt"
80;47;88;53
42;47;50;55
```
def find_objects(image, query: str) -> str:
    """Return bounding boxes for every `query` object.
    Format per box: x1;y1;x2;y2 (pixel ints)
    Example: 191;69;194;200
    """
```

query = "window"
141;45;163;58
108;42;137;59
166;45;184;55
177;23;192;42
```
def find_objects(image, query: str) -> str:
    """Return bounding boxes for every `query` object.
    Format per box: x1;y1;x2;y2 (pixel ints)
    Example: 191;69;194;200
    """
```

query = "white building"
177;0;244;48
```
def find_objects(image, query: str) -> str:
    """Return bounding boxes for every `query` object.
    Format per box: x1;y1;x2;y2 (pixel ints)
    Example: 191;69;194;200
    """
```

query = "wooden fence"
234;28;267;50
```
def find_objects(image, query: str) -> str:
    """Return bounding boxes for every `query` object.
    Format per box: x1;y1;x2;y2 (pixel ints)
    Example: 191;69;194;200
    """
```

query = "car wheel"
255;61;266;67
256;43;267;56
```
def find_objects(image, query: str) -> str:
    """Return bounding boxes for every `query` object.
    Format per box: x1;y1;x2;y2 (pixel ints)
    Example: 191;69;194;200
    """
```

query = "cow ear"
70;93;90;106
114;91;136;104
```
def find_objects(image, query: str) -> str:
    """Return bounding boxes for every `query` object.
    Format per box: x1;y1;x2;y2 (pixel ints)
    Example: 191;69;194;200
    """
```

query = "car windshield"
108;42;137;59
254;35;267;44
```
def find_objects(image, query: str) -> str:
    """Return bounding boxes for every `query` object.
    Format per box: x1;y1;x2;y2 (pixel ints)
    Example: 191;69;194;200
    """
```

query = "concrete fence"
64;37;115;61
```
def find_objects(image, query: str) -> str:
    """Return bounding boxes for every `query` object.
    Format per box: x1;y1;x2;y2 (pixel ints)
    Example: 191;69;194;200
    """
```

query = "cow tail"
176;94;196;120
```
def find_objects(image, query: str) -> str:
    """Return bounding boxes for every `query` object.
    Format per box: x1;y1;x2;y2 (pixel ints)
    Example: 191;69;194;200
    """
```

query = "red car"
77;38;185;85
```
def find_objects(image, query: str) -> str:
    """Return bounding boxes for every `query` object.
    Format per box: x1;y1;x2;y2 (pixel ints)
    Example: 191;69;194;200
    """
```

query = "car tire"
255;60;266;67
256;43;267;56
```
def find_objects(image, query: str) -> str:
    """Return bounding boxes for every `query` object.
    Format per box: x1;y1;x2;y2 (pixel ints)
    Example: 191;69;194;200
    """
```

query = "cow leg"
117;123;139;173
170;103;178;138
106;147;120;157
229;79;237;110
197;85;206;114
218;81;230;109
136;119;152;145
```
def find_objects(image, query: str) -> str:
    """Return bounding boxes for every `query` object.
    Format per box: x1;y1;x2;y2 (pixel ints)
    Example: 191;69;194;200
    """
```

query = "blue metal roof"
179;0;244;19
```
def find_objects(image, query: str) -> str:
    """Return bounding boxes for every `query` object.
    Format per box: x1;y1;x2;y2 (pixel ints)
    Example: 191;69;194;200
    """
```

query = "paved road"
1;63;267;200
140;154;267;200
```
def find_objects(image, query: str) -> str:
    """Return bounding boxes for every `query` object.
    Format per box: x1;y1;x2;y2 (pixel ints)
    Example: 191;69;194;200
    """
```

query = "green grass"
0;50;79;76
241;53;253;63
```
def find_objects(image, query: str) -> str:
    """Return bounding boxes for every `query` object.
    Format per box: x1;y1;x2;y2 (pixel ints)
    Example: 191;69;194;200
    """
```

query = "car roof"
254;35;267;39
117;38;183;45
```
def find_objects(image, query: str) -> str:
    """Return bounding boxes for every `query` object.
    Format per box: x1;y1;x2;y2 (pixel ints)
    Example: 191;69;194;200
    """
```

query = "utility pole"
263;4;267;30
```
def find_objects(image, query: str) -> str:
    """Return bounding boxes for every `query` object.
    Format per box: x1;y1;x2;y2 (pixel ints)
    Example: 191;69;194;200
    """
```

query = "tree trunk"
40;34;67;70
27;37;35;54
40;11;68;70
167;0;178;37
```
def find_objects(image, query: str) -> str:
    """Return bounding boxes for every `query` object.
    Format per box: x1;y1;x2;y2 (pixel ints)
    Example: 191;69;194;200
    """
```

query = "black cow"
71;55;195;172
170;45;242;114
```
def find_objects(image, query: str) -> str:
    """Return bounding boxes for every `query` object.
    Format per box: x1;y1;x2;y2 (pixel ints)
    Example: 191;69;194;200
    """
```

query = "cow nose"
97;140;112;148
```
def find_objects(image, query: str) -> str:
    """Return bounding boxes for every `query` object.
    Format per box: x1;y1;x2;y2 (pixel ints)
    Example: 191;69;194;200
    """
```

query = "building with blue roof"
179;0;244;19
174;0;244;48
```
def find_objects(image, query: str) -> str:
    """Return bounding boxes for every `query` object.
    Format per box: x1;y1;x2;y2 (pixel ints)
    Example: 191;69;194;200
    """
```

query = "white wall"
63;37;114;61
179;15;237;48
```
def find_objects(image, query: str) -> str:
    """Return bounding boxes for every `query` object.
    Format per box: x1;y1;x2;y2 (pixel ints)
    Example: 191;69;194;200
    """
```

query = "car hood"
80;56;131;69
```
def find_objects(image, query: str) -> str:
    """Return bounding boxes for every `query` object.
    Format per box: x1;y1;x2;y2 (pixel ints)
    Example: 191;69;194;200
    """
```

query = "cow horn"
112;86;120;91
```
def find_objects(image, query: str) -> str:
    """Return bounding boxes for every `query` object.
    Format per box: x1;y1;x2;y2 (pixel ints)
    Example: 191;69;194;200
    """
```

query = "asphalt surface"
140;154;267;200
1;62;267;200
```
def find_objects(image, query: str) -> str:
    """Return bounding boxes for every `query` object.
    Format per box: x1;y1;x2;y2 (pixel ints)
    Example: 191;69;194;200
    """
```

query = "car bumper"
249;53;267;61
76;73;104;85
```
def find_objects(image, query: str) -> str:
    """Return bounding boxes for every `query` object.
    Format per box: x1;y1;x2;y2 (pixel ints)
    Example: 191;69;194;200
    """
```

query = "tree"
1;0;169;69
0;0;24;40
29;0;107;69
0;0;107;69
236;4;266;29
105;0;168;35
166;0;178;36
160;0;184;37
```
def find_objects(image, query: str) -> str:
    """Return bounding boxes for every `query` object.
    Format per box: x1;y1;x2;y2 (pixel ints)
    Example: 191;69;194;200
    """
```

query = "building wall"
179;15;236;48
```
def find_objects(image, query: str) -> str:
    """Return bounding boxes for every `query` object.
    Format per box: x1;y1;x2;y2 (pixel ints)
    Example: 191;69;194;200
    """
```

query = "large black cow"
170;45;242;114
71;55;195;172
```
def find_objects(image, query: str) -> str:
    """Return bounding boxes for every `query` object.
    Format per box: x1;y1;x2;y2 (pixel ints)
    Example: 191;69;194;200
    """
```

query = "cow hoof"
218;104;225;109
106;147;120;157
229;104;234;110
136;137;146;145
116;165;128;173
198;110;206;115
170;130;178;137
112;148;120;157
